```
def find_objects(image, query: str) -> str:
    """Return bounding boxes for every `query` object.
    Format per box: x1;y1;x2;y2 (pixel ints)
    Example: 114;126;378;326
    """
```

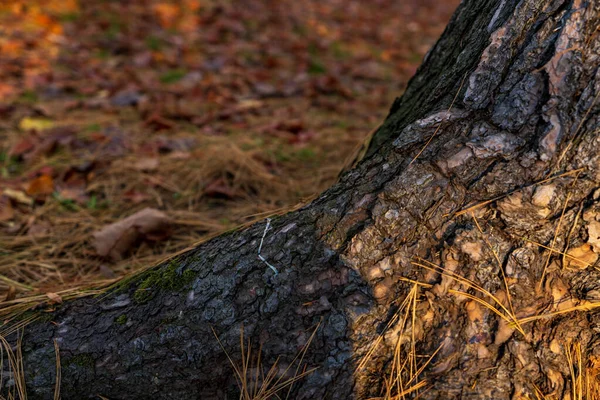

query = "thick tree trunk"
5;0;600;398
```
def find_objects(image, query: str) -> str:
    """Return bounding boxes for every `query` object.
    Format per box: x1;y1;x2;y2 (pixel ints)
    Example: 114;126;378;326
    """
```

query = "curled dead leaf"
92;208;172;261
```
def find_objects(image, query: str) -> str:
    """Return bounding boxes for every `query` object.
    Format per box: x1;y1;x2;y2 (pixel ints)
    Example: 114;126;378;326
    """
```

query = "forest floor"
0;0;457;308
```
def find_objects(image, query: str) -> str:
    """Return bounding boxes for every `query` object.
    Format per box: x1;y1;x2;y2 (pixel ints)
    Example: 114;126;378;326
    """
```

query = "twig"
258;218;279;274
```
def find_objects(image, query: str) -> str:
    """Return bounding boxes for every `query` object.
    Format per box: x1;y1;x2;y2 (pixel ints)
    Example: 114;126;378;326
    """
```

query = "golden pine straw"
532;382;551;400
410;284;418;389
0;277;32;292
0;312;38;338
284;321;321;400
454;168;584;217
389;285;417;398
563;204;584;270
521;238;594;268
357;285;416;372
211;324;318;400
565;342;583;400
587;363;600;400
516;302;600;325
409;72;468;166
448;289;514;327
0;287;106;328
412;258;525;336
0;333;26;400
370;380;428;400
53;339;61;400
539;189;575;288
361;283;437;400
471;214;524;334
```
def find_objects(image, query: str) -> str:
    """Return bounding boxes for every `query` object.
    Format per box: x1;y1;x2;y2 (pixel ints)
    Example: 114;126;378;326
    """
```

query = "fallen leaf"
0;196;15;222
46;292;63;304
9;138;35;157
123;190;151;204
58;187;88;203
167;151;191;160
144;113;176;130
134;157;159;171
0;83;16;98
275;119;304;134
19;117;55;132
3;189;33;205
152;3;180;28
26;175;54;197
204;178;238;199
92;208;172;261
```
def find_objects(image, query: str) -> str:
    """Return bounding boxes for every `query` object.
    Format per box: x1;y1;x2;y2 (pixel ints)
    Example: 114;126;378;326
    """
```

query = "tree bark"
5;0;600;398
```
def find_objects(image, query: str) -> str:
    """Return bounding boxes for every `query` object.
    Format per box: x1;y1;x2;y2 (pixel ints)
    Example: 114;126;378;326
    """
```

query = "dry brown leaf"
92;208;172;261
46;292;62;304
134;157;160;171
0;196;15;221
9;137;35;157
123;190;151;204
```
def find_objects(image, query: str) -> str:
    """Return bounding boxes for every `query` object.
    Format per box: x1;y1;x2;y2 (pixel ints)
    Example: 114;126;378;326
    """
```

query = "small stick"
258;218;279;275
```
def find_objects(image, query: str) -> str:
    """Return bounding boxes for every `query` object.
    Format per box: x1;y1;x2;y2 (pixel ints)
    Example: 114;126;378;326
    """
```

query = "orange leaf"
26;175;54;197
152;3;180;28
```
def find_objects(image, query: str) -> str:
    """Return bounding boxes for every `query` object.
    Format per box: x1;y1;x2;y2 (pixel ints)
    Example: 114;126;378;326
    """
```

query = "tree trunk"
5;0;600;398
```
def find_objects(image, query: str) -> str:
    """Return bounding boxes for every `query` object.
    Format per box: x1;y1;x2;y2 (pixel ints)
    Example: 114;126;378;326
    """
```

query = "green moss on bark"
65;353;95;368
132;260;197;304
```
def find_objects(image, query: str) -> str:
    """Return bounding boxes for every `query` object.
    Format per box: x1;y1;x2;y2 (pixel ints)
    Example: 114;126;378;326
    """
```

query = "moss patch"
133;260;197;304
115;314;128;325
65;353;95;369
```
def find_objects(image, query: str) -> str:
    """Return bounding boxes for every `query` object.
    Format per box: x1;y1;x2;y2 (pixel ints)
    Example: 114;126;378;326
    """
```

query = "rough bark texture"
5;0;600;398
